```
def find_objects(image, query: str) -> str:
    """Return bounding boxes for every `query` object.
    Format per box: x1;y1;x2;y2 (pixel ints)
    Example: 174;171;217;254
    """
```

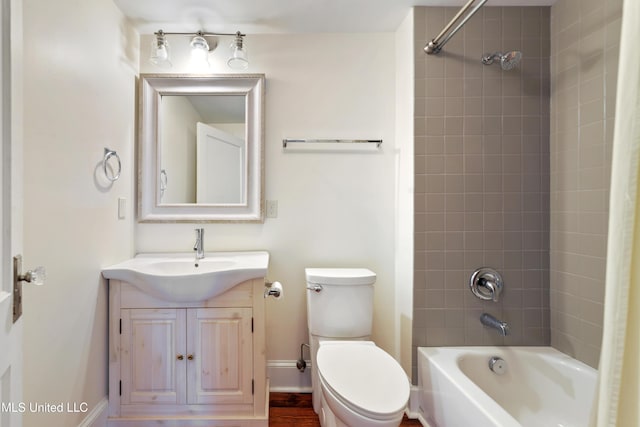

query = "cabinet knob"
187;354;194;361
176;354;184;360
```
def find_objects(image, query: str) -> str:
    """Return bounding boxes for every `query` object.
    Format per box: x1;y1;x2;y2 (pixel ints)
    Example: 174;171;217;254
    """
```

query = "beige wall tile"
413;6;551;381
548;0;620;368
413;0;620;377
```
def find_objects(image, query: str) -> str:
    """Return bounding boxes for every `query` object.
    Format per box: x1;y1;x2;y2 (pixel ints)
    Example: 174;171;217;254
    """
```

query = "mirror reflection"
159;95;246;205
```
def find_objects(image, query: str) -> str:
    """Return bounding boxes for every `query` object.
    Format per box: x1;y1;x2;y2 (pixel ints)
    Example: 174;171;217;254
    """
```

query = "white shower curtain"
591;0;640;425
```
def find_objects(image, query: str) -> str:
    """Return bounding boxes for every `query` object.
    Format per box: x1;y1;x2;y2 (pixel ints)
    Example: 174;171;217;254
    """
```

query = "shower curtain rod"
424;0;488;54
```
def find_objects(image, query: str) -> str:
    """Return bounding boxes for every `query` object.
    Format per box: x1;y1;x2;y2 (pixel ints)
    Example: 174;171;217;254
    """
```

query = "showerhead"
500;51;522;70
482;51;522;70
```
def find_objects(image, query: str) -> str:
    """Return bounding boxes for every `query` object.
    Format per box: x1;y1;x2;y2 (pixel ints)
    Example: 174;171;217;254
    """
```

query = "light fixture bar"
154;30;246;37
150;30;248;70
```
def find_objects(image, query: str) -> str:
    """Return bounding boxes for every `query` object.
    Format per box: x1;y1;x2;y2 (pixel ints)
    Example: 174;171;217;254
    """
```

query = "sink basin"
102;251;269;302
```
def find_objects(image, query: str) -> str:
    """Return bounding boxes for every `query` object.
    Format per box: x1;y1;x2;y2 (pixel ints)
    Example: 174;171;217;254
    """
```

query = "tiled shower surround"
549;0;622;368
412;6;551;380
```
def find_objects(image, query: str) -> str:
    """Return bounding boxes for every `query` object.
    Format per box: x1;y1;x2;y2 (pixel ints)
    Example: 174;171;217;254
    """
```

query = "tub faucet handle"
470;267;503;302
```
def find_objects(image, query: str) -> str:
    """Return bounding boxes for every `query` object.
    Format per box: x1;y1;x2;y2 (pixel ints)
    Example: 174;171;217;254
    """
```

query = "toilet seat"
317;341;410;421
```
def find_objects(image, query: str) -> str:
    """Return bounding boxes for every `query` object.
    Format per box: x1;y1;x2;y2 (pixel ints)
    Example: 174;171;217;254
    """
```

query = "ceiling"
113;0;556;35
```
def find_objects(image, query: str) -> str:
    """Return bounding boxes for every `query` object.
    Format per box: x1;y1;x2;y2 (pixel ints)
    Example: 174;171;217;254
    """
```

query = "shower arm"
482;52;500;65
425;0;488;55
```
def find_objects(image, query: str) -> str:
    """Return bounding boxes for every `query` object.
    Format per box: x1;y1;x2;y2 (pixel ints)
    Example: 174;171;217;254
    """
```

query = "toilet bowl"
316;341;410;427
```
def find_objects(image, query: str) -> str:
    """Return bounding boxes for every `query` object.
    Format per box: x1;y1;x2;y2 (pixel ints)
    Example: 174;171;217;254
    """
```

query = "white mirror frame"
138;74;265;222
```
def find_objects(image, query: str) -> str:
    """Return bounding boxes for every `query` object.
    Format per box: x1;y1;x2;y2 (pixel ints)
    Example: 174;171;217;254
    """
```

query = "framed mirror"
138;74;265;222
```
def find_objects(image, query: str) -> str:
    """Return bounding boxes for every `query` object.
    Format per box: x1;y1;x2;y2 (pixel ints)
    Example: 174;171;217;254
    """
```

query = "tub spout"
480;313;509;336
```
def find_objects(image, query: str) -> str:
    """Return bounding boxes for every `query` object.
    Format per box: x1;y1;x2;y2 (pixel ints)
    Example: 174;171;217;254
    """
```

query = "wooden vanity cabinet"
107;279;268;427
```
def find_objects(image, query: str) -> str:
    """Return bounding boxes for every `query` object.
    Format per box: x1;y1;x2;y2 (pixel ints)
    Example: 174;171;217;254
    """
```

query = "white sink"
102;251;269;302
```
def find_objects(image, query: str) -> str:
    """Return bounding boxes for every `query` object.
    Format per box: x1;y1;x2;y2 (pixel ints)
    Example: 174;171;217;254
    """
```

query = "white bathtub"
414;347;597;427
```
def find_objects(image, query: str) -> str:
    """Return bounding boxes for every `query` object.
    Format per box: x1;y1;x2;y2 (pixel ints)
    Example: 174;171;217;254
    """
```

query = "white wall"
137;32;403;378
393;10;415;375
22;0;138;425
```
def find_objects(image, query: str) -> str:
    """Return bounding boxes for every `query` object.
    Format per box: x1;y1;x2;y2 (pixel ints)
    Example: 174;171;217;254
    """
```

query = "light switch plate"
118;197;126;219
266;200;278;218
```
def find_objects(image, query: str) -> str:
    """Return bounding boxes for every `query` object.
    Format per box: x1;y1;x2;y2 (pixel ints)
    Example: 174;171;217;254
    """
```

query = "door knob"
18;266;46;286
13;255;46;323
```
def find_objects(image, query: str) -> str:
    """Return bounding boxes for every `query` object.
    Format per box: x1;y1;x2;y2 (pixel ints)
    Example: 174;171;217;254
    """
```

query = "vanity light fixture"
149;30;171;68
149;29;248;70
189;32;213;68
228;31;249;70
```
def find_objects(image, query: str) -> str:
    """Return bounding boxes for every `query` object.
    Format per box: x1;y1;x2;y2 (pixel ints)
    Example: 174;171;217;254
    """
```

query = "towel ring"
103;148;121;182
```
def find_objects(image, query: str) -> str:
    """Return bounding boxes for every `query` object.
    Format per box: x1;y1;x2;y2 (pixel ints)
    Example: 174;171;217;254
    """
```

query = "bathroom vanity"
102;252;270;426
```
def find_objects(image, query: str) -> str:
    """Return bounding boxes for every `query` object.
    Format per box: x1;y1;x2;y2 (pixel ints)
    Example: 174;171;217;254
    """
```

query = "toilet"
305;268;410;427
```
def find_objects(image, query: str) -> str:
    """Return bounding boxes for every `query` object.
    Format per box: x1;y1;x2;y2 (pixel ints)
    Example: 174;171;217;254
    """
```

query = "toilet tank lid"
305;268;376;285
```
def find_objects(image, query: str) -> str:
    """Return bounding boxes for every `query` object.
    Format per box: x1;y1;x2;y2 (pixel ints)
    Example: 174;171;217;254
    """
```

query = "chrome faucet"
480;313;510;336
193;228;205;260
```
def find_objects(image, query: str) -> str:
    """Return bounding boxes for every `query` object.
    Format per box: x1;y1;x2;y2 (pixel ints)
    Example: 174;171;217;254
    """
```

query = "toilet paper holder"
264;281;283;299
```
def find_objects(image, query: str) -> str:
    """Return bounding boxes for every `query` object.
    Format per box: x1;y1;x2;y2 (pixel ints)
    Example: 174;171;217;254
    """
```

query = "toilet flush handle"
306;284;323;293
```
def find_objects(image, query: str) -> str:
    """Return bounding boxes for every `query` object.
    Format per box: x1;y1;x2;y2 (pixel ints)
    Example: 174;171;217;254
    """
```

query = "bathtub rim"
418;346;520;427
409;346;598;427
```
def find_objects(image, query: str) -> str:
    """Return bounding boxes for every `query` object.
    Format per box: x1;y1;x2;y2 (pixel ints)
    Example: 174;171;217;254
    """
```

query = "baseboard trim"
267;360;312;393
78;397;108;427
406;385;430;426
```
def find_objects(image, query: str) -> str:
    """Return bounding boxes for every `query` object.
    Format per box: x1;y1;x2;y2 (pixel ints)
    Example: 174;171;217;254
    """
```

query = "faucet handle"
194;228;204;245
193;228;205;259
470;267;503;302
479;278;502;302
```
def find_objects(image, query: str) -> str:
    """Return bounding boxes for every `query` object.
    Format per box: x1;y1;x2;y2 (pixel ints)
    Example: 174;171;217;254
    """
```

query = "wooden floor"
269;393;422;427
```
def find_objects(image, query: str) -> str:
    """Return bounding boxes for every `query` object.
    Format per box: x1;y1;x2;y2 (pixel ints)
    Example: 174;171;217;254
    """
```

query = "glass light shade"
190;35;210;68
150;34;171;68
227;34;248;70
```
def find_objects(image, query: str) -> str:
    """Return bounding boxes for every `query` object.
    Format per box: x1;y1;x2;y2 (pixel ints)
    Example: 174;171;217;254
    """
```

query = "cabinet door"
186;308;253;405
120;309;187;405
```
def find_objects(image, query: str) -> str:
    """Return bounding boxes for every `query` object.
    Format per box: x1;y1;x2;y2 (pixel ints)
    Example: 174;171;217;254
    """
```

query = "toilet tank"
305;268;376;338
